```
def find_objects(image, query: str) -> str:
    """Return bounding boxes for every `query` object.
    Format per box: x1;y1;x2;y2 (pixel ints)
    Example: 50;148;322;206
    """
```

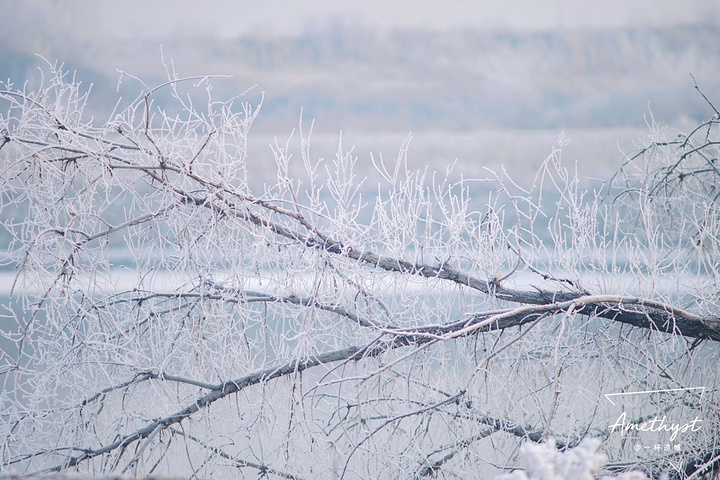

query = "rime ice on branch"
0;63;718;479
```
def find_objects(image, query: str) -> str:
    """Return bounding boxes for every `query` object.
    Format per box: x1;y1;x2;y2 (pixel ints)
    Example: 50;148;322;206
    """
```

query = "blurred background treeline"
2;1;720;180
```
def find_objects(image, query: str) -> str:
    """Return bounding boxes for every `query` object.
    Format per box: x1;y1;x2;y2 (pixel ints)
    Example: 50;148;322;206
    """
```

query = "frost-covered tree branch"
0;63;718;478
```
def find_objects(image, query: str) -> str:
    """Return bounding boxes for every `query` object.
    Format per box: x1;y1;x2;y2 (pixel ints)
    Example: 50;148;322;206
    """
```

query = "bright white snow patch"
494;438;650;480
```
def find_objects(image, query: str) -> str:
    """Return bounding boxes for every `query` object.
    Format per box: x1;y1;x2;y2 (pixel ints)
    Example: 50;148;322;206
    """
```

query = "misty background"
2;0;720;181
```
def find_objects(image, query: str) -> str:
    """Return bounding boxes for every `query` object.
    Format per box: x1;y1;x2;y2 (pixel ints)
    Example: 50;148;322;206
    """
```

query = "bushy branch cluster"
0;62;718;479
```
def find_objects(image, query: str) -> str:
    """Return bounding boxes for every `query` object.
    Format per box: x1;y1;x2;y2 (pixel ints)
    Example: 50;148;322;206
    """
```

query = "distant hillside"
2;23;718;131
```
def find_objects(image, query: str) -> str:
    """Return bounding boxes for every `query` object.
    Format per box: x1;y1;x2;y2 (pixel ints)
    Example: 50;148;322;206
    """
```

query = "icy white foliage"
494;439;648;480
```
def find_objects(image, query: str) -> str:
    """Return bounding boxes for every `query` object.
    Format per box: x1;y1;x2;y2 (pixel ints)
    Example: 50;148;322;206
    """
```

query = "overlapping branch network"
1;65;718;478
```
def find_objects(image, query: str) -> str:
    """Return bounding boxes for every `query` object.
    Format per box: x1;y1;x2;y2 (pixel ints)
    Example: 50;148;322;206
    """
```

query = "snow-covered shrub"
495;439;649;480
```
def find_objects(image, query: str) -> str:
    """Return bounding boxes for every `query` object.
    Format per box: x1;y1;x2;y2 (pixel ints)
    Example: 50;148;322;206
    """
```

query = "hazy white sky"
5;0;720;41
